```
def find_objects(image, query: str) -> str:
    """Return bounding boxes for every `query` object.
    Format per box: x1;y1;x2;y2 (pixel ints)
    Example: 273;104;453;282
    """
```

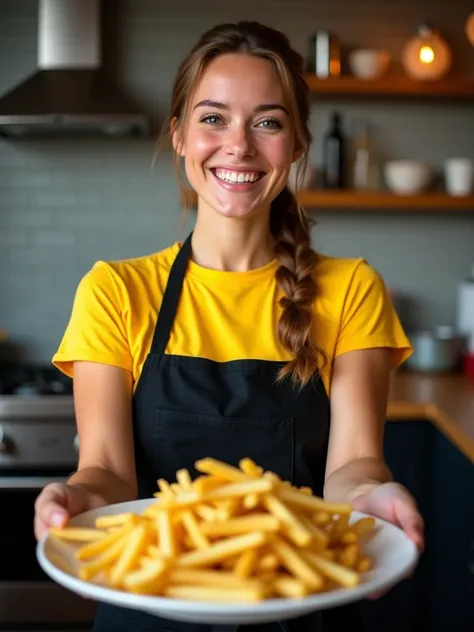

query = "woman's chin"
205;195;269;220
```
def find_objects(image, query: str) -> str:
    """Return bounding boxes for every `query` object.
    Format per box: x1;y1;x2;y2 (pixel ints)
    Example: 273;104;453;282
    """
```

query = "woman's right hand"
34;482;97;541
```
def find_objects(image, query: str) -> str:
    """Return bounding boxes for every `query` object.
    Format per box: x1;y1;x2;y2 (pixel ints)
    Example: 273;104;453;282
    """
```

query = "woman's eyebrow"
193;99;288;115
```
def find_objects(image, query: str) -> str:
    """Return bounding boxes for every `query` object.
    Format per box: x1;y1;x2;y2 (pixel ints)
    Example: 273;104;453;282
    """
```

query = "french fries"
50;457;376;602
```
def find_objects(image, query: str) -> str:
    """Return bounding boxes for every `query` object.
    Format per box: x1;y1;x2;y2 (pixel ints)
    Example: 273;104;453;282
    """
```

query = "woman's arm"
67;361;138;505
324;347;424;550
323;347;393;501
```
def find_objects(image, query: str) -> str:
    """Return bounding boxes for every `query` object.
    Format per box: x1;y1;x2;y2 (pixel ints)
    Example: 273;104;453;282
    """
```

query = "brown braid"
271;187;325;387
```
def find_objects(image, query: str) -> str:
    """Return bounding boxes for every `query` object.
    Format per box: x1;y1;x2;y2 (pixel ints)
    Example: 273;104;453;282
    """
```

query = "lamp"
466;12;474;46
402;24;452;81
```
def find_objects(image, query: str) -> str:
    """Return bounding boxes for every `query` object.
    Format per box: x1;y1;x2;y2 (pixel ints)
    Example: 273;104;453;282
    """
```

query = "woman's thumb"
38;483;87;527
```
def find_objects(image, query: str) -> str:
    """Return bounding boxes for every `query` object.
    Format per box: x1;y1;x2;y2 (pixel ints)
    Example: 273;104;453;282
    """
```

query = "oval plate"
37;498;419;625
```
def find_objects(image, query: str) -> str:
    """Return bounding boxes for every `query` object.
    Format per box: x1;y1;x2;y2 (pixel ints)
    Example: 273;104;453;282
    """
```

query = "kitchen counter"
387;372;474;463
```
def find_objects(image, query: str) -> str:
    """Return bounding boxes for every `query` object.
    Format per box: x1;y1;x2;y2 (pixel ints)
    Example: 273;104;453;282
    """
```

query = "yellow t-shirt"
52;242;412;396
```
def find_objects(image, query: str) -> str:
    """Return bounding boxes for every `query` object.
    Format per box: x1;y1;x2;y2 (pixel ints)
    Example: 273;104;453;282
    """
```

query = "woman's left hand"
351;481;425;553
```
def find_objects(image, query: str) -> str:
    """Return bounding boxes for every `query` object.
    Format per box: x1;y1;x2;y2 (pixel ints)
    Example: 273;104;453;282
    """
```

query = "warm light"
466;12;474;46
419;45;434;64
402;24;452;81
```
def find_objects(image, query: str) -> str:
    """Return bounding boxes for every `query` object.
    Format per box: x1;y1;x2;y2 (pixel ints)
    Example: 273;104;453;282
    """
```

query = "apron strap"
150;232;193;356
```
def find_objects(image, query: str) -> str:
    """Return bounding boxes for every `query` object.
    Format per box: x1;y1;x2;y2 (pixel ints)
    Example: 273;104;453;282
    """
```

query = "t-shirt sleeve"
52;261;133;378
334;259;413;367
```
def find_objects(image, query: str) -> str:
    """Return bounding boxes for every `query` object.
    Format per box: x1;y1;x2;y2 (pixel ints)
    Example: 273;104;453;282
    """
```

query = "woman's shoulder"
82;242;180;292
314;253;384;295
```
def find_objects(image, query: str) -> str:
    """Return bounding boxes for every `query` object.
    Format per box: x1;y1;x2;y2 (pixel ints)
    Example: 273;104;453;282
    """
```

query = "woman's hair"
159;21;326;388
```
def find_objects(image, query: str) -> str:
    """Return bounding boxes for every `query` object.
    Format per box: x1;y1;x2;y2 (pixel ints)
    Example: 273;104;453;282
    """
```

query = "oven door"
0;471;97;629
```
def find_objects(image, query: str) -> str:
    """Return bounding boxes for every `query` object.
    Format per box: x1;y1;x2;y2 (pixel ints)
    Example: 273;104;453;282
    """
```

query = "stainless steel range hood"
0;0;150;138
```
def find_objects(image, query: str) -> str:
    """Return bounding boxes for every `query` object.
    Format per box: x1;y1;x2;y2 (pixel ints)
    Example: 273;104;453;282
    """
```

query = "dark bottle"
322;111;346;189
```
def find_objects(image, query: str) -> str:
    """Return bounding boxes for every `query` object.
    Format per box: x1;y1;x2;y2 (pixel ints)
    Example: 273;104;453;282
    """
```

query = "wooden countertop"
387;372;474;463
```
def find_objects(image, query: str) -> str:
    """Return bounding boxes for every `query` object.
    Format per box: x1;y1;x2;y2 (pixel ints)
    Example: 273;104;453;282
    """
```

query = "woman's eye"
257;118;283;130
200;114;222;125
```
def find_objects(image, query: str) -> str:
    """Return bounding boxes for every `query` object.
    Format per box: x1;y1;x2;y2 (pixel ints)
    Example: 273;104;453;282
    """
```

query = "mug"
444;158;473;196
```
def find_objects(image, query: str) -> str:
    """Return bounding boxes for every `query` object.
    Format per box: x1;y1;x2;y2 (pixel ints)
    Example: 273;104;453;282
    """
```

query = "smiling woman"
37;20;420;632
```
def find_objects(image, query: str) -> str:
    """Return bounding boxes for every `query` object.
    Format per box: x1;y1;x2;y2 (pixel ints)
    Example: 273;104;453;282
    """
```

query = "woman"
34;20;423;632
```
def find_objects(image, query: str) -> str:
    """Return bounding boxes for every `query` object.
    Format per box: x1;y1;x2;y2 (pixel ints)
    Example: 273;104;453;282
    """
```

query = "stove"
0;363;73;396
0;364;96;629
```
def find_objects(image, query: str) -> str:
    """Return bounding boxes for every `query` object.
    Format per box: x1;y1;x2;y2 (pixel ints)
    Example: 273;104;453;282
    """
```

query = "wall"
1;0;473;362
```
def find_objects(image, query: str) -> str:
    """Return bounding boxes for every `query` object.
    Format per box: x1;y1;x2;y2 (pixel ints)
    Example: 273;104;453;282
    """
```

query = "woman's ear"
171;117;186;157
292;144;303;163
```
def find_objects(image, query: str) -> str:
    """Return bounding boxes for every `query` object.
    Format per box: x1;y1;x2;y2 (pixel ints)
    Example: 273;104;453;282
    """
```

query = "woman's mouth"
209;168;265;191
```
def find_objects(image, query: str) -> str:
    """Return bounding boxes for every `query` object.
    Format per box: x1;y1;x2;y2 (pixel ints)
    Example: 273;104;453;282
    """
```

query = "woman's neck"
190;207;275;272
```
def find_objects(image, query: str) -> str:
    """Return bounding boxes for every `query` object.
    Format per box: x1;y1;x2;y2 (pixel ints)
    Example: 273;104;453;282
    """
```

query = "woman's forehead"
191;54;286;109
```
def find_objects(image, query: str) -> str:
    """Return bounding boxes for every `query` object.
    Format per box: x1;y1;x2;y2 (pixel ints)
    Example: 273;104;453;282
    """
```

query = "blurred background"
0;0;473;362
0;1;473;632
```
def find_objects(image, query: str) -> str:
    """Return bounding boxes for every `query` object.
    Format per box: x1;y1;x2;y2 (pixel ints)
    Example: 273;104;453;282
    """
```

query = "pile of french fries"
50;457;376;603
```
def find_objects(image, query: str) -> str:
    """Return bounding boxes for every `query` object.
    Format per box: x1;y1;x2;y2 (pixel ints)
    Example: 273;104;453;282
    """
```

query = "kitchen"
1;0;474;631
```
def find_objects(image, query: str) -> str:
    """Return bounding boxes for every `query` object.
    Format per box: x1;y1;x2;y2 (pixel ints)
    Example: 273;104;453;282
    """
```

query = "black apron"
92;234;363;632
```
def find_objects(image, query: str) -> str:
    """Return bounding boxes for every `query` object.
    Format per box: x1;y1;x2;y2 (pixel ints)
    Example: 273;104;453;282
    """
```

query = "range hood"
0;0;150;138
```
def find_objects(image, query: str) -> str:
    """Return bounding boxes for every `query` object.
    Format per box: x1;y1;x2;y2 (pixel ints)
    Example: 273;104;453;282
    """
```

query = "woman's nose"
224;126;256;159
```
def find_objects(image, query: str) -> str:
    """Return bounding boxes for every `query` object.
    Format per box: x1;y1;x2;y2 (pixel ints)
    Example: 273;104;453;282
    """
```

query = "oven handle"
0;476;70;489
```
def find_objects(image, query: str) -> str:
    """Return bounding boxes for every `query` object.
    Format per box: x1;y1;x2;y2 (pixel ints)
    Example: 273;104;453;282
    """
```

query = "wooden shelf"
304;74;474;99
183;190;474;212
299;190;474;211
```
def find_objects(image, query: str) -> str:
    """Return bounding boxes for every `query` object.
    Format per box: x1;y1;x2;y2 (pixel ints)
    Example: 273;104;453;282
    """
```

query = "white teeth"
214;169;261;183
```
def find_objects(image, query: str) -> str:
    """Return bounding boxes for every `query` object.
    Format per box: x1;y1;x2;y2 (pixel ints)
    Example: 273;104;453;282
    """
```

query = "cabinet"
361;421;474;632
428;430;474;632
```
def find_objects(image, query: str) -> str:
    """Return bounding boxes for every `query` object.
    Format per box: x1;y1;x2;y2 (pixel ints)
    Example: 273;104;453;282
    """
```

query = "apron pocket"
153;409;295;484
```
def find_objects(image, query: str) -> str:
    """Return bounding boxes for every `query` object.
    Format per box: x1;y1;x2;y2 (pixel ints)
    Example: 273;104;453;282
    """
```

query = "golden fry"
206;477;273;500
157;510;176;559
313;511;331;526
75;520;136;561
350;517;376;537
49;527;106;542
164;584;265;603
272;538;324;591
195;458;249;483
176;532;267;568
243;493;259;510
109;524;148;587
176;469;192;490
263;495;312;547
79;532;131;581
239;458;263;477
215;498;240;521
95;513;134;529
200;514;280;537
180;509;209;550
337;544;360;569
279;487;352;515
357;556;372;573
194;504;217;523
169;568;262;589
273;575;309;599
123;558;168;594
234;548;257;578
303;550;360;588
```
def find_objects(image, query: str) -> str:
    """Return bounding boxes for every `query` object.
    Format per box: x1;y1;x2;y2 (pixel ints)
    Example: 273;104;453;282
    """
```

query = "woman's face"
175;53;300;219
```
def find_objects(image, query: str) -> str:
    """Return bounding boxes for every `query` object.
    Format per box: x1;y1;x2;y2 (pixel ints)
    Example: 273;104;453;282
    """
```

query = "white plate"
37;498;419;625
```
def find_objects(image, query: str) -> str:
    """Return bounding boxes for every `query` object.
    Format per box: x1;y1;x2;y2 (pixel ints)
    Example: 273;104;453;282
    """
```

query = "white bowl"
384;160;433;195
349;49;390;80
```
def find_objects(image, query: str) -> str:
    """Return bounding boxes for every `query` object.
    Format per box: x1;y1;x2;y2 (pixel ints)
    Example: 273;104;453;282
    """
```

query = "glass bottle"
349;120;381;191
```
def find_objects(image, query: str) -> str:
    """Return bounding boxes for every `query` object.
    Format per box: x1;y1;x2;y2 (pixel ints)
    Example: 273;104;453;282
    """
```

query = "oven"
0;394;97;630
